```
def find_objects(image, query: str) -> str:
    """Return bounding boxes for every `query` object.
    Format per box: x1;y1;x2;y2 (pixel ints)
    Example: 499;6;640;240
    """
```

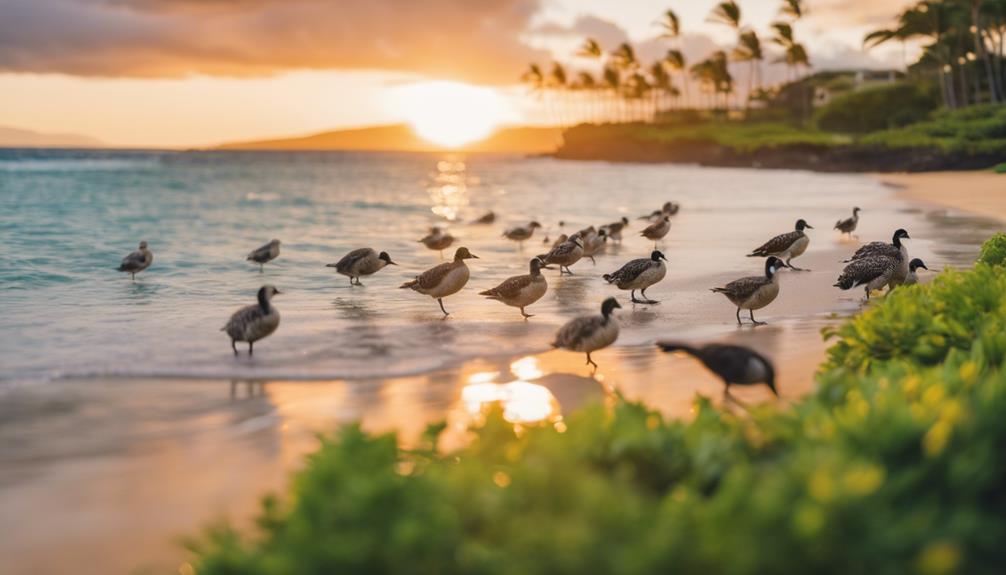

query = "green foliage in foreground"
815;83;940;134
861;104;1006;155
189;237;1006;575
978;233;1006;267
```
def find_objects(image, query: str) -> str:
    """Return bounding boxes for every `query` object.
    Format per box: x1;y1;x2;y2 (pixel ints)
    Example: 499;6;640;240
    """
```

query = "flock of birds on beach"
115;201;929;398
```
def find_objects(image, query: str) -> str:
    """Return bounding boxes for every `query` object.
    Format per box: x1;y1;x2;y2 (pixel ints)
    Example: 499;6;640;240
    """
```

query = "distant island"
214;124;562;154
0;126;103;148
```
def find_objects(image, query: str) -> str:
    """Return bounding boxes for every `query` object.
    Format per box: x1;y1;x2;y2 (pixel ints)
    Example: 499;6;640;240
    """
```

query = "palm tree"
649;61;676;119
656;9;681;39
611;42;639;72
549;62;569;127
781;0;805;20
964;0;1000;103
664;49;689;108
732;29;764;107
575;71;600;122
602;65;623;122
708;1;742;29
577;38;603;61
771;22;797;81
691;51;733;109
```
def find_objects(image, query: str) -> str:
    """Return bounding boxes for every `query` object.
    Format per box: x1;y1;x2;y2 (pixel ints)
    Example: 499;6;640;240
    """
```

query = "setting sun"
390;80;510;148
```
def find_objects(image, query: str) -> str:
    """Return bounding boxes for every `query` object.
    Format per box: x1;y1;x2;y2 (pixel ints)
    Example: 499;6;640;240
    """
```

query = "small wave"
0;159;160;172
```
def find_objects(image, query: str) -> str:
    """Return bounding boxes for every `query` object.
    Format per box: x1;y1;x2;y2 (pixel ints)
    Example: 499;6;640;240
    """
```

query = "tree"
664;49;689;108
732;30;765;106
780;0;805;20
708;1;742;29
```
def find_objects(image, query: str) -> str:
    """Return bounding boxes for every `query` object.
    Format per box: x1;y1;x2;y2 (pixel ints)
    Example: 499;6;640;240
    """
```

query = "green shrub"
189;240;1006;575
978;233;1006;267
862;104;1006;154
815;83;939;134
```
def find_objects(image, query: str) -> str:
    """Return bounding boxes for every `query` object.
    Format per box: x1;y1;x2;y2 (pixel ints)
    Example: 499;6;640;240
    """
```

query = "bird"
222;285;281;355
711;256;787;325
537;235;584;275
834;207;861;238
552;297;621;371
603;250;668;304
503;221;543;248
327;248;396;285
419;227;455;258
844;228;911;286
473;211;496;224
640;216;671;249
247;239;281;272
834;254;900;300
550;233;569;249
400;247;478;316
748;219;813;270
600;217;630;244
656;342;777;397
904;258;929;286
479;257;548;318
117;240;153;281
581;229;608;264
640;201;680;222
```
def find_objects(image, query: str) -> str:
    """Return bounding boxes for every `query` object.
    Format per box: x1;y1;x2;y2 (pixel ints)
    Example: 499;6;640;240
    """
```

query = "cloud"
0;0;548;83
808;0;916;27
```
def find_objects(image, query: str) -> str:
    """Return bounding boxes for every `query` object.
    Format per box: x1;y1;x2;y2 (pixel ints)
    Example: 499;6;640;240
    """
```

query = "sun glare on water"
392;81;510;148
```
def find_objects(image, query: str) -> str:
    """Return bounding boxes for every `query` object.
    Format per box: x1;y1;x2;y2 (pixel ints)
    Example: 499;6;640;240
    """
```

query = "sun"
392;81;509;148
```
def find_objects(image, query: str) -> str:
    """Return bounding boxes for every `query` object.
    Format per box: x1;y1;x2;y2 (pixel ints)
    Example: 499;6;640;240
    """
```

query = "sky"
0;0;917;148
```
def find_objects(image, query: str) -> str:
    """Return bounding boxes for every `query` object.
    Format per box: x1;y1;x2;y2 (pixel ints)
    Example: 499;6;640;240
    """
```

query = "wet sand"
877;171;1006;223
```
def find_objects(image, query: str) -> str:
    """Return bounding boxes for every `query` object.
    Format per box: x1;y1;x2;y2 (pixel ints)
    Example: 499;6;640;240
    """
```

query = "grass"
861;104;1006;154
570;121;846;154
187;236;1006;575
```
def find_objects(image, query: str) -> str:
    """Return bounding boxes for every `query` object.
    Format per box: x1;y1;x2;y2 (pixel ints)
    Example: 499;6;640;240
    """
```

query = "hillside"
0;126;103;148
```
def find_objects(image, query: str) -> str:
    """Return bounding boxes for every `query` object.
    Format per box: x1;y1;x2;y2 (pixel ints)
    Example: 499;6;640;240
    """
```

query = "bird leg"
520;307;533;319
585;352;598;371
630;290;642;303
749;310;766;326
786;257;809;272
438;298;450;316
735;307;743;325
260;263;264;273
231;340;238;356
131;273;136;282
248;341;254;355
640;288;659;304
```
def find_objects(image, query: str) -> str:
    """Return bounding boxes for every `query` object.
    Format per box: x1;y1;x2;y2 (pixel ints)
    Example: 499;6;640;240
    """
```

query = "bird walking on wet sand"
117;240;153;281
552;297;621;371
419;227;455;258
656;342;777;398
844;228;911;286
327;248;396;285
503;221;543;248
712;256;787;325
835;254;901;300
834;207;861;238
603;250;667;304
223;285;281;355
247;239;281;272
600;217;630;244
479;257;548;318
640;216;670;249
748;219;813;270
904;258;929;286
537;234;584;275
400;247;478;316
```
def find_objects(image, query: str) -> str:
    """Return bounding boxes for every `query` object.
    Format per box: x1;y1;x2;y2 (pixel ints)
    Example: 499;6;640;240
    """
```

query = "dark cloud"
0;0;548;83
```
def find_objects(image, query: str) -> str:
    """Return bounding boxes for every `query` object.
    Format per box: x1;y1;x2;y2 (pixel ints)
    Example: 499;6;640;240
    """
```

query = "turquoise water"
0;148;989;385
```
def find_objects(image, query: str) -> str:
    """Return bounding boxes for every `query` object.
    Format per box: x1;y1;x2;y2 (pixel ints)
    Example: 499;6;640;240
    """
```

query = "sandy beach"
877;170;1006;223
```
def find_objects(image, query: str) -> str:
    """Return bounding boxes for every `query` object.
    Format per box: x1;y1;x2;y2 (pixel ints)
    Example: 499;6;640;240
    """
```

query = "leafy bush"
977;233;1006;267
815;83;940;134
189;238;1006;575
861;104;1006;154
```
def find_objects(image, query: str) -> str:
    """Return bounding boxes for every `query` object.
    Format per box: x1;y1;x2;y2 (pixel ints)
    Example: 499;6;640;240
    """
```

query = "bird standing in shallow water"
603;250;668;304
537;235;584;275
712;256;787;325
419;228;455;259
400;247;478;316
657;342;777;398
552;297;621;372
834;254;900;300
117;241;153;281
844;229;911;287
748;219;813;270
600;217;629;244
640;216;670;249
223;285;281;355
479;258;548;318
327;248;396;285
581;229;608;264
247;239;281;272
834;207;861;238
503;221;543;249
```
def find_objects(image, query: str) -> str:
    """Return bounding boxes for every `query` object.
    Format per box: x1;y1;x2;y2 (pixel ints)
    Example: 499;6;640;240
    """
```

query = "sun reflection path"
458;357;563;429
427;159;469;221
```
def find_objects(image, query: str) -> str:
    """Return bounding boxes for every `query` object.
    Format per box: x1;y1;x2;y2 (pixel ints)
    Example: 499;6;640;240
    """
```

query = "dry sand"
876;171;1006;223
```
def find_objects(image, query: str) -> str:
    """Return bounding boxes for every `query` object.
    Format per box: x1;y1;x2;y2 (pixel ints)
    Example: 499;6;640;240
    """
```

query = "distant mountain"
214;124;562;154
0;126;103;148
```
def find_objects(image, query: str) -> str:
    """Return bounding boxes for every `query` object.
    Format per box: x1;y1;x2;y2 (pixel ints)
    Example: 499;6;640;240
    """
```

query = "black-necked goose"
603;250;667;304
711;256;787;325
479;258;548;318
223;285;281;355
247;239;281;272
552;297;621;371
845;228;910;286
657;342;778;397
117;240;153;281
327;248;396;285
834;254;899;300
904;258;929;286
400;247;478;316
834;207;861;237
748;219;813;270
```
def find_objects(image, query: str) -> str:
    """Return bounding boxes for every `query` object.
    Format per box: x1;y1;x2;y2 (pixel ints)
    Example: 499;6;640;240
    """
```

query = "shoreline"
874;171;1006;223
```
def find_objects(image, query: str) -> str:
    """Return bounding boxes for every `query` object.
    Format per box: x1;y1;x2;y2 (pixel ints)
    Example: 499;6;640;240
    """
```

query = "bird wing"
414;261;456;289
750;231;800;256
119;249;145;271
640;221;662;235
717;275;768;299
543;241;574;263
334;248;373;272
836;256;894;288
608;258;650;283
553;315;603;349
482;274;533;298
247;243;272;261
849;241;898;261
224;303;262;337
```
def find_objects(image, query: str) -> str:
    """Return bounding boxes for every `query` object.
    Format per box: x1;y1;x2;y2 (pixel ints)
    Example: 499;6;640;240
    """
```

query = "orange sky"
0;0;915;148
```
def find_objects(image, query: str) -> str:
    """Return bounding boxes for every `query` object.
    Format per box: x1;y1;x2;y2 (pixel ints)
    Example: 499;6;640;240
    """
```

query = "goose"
844;229;910;286
581;229;608;264
117;240;153;281
537;235;584;275
473;211;496;224
603;250;667;304
552;297;621;371
903;258;929;286
419;227;455;258
834;207;861;238
711;256;787;325
834;254;899;300
247;239;281;272
639;201;680;222
600;217;630;244
400;247;478;316
503;221;542;248
223;285;281;355
479;258;548;318
640;216;671;248
748;219;813;270
327;248;396;285
656;342;777;397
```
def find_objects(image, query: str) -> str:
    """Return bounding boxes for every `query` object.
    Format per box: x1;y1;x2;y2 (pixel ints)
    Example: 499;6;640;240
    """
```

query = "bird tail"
833;274;854;290
656;341;699;357
710;287;727;294
400;279;418;290
602;273;613;283
746;250;765;257
477;289;496;297
116;264;126;271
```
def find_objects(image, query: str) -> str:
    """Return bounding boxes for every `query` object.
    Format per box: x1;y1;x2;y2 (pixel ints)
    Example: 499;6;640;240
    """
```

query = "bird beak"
389;260;398;266
921;264;929;270
470;254;480;259
273;289;282;295
805;224;814;229
614;301;622;309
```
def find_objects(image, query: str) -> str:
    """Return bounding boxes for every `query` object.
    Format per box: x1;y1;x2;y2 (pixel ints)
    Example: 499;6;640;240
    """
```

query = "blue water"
0;148;988;385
